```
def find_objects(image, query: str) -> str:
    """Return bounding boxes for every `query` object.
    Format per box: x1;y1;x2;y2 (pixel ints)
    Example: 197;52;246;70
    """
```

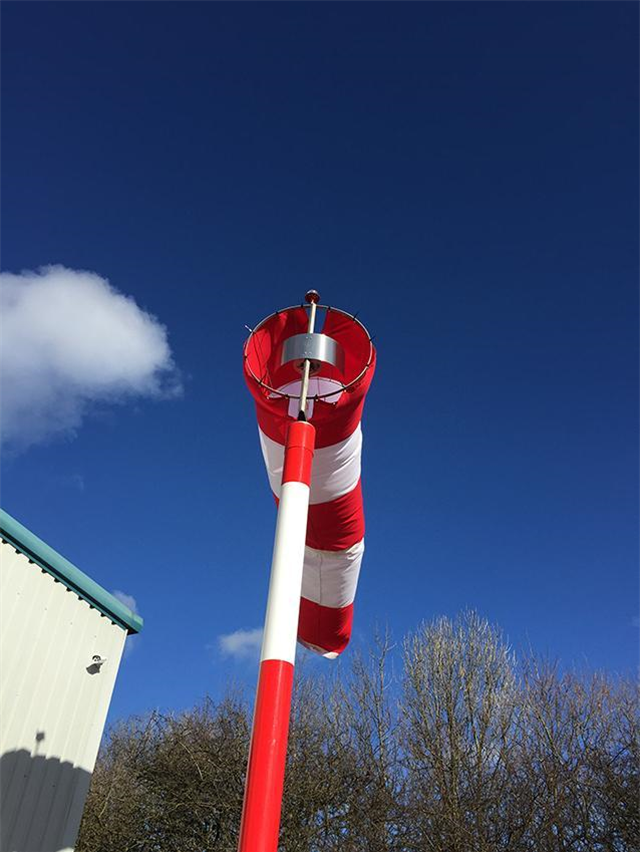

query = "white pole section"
237;419;315;852
298;289;320;419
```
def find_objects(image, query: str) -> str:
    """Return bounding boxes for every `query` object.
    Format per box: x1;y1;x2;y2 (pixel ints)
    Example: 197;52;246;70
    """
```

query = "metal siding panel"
0;542;127;852
0;512;143;634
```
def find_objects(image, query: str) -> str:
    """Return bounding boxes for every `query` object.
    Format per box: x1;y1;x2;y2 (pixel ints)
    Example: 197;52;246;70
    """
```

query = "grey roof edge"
0;508;143;635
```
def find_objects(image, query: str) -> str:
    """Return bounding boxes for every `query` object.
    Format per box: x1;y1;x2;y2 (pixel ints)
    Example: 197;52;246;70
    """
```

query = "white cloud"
217;627;263;661
112;589;139;614
112;590;140;659
0;265;181;450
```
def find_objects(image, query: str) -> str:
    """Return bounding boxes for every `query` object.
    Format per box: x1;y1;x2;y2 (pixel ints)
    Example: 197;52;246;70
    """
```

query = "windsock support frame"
244;302;374;402
238;292;322;852
239;290;374;852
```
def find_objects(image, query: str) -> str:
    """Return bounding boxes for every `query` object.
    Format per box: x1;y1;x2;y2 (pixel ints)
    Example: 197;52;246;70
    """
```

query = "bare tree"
77;614;638;852
328;630;406;851
77;696;249;852
401;610;521;852
520;660;639;852
598;677;640;850
281;631;407;852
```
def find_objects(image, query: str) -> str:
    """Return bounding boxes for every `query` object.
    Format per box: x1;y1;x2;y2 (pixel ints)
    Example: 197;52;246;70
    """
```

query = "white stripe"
260;481;310;665
259;425;362;505
300;540;364;609
269;378;343;420
298;640;340;661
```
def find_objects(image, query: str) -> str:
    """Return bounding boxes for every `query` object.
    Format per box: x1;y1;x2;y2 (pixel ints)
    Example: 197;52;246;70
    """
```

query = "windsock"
244;305;375;657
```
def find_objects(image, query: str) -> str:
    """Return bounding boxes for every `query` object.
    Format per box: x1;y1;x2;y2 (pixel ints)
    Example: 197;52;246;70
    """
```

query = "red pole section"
238;420;315;852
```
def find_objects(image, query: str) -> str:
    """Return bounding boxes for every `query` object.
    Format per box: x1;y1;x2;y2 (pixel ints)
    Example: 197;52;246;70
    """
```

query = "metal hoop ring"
243;304;374;400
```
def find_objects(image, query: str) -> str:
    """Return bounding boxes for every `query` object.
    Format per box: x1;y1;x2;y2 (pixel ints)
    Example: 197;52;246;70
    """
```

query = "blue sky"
1;2;637;723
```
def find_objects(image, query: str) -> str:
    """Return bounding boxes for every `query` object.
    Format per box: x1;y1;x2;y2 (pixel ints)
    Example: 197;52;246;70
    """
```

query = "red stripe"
306;480;364;551
254;390;371;449
274;479;364;552
243;308;376;451
238;659;294;852
282;421;315;486
298;598;354;655
244;319;375;450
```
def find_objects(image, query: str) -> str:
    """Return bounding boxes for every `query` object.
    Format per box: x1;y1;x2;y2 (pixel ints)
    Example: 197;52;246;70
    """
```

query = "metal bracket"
281;332;345;376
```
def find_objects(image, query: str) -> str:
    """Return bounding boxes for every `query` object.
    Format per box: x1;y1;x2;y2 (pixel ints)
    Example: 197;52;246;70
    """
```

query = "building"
0;509;143;852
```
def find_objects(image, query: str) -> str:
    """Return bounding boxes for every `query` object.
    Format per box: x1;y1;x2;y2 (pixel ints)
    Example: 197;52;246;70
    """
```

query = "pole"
298;290;319;419
237;293;319;852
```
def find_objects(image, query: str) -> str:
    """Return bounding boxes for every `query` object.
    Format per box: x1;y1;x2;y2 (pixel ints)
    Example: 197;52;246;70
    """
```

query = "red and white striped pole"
237;292;319;852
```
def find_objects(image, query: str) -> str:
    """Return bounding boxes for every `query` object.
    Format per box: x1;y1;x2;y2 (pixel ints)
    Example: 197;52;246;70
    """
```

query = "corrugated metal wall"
0;541;127;852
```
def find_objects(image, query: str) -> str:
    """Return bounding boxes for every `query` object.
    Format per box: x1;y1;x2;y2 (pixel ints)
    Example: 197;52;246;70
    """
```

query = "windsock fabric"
244;307;375;657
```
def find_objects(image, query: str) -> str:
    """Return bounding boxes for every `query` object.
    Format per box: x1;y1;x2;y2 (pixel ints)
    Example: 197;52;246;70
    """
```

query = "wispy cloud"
58;473;86;492
113;589;139;614
113;589;140;659
217;627;263;661
0;265;181;451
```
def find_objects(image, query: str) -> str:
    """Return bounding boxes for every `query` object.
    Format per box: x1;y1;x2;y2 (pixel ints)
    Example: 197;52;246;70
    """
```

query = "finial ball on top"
305;290;320;304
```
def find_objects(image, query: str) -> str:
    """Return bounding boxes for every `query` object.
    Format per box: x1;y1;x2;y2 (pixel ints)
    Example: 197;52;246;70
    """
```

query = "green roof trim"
0;508;143;635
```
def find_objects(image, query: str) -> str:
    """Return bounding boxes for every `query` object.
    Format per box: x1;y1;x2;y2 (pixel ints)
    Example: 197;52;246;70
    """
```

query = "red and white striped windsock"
244;304;376;658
